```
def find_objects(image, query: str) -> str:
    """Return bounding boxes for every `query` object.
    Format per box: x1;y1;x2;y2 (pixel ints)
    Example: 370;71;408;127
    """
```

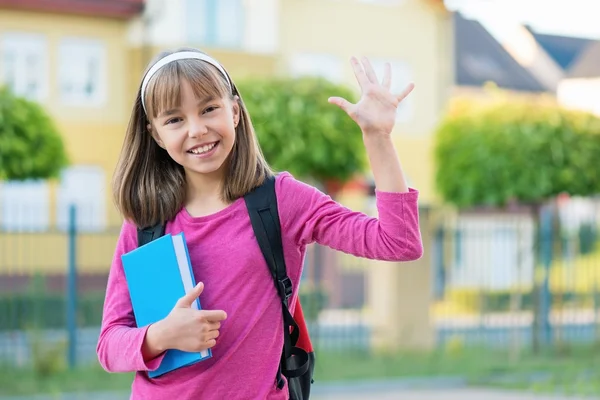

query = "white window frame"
0;32;48;101
56;165;106;232
357;0;407;5
58;37;107;107
186;0;244;48
289;53;343;83
0;180;50;232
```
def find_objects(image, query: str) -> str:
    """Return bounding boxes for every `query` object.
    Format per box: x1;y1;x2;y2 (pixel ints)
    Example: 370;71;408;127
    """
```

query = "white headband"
140;51;232;114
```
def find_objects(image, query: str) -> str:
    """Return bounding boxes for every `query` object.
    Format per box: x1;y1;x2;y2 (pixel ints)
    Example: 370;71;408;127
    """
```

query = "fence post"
538;204;553;347
66;204;78;368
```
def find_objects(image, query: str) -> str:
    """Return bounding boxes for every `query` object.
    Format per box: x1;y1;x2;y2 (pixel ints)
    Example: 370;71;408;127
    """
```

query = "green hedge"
236;76;365;184
434;94;600;208
448;288;597;313
0;86;68;180
298;286;328;321
0;292;106;331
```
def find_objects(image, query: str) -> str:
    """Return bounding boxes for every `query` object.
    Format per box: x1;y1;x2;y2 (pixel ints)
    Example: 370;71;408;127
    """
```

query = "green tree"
236;76;366;186
0;87;68;181
434;95;600;208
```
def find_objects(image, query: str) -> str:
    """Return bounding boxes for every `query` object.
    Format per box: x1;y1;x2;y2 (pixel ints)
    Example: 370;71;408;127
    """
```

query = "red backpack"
137;174;315;400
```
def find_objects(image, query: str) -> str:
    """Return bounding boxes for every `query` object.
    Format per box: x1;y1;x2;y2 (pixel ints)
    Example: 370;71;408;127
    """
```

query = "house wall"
557;77;600;117
278;0;452;205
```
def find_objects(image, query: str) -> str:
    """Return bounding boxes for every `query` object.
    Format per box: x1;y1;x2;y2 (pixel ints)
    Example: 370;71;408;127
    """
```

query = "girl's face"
150;79;240;181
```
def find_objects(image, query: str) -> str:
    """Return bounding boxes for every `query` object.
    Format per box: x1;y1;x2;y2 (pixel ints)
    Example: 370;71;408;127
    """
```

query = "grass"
0;363;134;397
2;345;600;397
316;344;600;381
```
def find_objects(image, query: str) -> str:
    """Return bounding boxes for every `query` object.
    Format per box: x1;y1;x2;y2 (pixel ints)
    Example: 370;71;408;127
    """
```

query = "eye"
165;117;182;125
203;105;219;114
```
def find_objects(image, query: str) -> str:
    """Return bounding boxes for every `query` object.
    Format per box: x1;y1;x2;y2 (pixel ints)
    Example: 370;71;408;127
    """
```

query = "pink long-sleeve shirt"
96;172;423;400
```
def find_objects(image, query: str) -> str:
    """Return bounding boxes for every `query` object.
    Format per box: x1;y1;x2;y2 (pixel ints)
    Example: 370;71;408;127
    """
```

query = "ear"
232;96;241;128
148;123;165;148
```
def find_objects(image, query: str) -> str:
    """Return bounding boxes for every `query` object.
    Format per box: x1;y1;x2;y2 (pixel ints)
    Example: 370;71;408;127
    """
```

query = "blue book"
121;232;212;378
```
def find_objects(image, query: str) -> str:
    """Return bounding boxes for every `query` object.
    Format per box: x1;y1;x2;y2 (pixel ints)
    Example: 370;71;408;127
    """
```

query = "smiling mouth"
187;141;219;155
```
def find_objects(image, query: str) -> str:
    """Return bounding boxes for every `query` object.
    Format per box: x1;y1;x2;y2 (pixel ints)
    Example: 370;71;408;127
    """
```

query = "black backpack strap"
244;175;309;389
137;222;166;247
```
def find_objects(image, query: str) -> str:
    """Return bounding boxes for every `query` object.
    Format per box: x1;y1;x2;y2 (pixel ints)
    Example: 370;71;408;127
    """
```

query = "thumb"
328;97;355;115
176;282;204;308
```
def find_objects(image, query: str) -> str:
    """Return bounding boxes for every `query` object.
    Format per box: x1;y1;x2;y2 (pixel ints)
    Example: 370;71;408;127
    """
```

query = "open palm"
328;57;414;136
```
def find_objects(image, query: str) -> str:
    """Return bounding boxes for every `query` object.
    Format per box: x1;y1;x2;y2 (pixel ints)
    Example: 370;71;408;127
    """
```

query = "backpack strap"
137;222;166;247
244;175;310;389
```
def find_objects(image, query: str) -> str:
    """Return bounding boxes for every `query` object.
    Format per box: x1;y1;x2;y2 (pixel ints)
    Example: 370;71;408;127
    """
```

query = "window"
58;38;107;106
186;0;244;48
56;166;106;232
369;58;414;123
290;53;343;83
0;180;50;232
0;32;48;101
357;0;407;4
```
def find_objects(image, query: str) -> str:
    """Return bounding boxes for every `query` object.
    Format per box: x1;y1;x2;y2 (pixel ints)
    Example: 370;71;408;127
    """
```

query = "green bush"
447;288;594;313
0;86;68;180
0;292;105;331
299;286;328;321
579;223;597;255
434;94;600;208
236;76;366;185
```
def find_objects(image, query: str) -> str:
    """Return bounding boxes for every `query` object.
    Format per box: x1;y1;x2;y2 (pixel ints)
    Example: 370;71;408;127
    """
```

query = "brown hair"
112;48;273;228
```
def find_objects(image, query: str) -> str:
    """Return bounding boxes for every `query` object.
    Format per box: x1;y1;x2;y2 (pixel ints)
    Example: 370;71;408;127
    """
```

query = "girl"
96;47;423;400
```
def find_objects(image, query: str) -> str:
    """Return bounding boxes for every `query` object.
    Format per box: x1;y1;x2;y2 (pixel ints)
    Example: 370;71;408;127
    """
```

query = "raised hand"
147;282;227;354
328;56;414;137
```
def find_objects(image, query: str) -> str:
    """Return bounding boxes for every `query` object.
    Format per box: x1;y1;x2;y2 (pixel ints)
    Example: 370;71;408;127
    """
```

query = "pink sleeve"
96;220;166;373
276;172;423;261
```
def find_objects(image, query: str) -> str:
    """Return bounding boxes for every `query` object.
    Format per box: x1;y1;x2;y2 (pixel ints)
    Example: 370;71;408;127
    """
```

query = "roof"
454;13;547;92
567;41;600;78
525;26;593;70
0;0;144;19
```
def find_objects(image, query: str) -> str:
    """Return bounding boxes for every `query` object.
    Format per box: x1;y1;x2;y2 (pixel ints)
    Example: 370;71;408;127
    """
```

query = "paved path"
1;388;596;400
313;388;596;400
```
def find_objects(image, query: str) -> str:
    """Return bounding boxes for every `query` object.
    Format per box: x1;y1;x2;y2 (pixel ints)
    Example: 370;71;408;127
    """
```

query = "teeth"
190;143;216;154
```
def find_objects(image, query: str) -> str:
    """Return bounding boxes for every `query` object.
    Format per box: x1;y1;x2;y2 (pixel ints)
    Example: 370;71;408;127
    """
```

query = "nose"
188;116;208;138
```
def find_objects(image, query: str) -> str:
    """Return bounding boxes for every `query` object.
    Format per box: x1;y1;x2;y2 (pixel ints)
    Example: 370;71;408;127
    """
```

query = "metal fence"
0;206;372;368
431;199;600;353
2;198;600;368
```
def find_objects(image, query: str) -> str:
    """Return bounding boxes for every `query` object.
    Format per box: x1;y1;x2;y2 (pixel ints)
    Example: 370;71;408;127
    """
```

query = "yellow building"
0;0;449;232
0;0;450;264
0;0;146;276
0;0;145;229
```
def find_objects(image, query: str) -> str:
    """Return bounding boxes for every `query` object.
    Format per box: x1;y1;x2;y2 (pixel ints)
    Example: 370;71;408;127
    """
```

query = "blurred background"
1;0;600;399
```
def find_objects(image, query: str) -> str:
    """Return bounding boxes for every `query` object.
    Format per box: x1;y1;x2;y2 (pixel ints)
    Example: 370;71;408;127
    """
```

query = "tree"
434;94;600;208
236;76;366;189
0;87;69;181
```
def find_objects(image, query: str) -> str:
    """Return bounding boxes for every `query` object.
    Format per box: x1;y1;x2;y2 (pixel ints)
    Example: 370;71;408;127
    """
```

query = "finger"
396;83;415;103
208;321;221;331
206;329;220;340
328;97;355;115
176;282;204;308
350;56;370;89
202;310;228;322
361;57;378;84
381;62;392;90
204;339;217;349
